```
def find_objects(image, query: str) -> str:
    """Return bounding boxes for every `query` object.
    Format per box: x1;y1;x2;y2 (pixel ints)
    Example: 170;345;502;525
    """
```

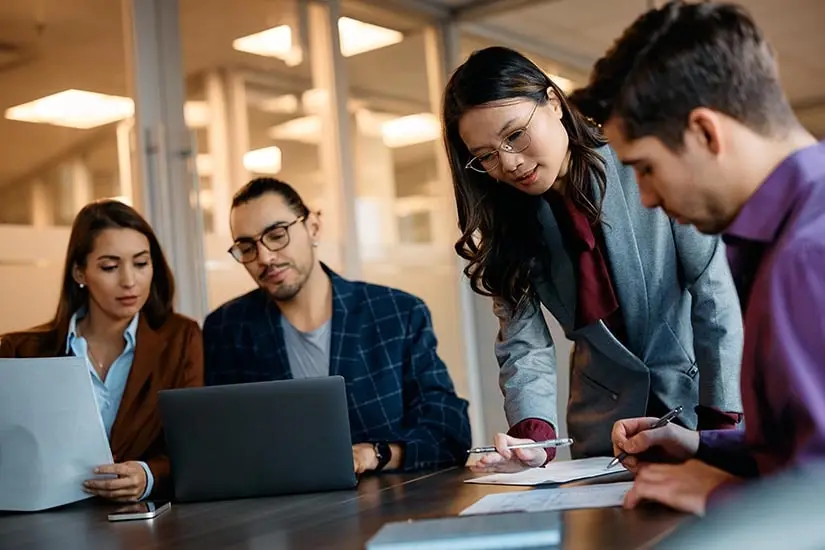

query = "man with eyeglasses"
203;177;471;475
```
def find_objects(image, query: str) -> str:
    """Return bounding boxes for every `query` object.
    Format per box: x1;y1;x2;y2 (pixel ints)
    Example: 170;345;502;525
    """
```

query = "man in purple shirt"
569;0;825;515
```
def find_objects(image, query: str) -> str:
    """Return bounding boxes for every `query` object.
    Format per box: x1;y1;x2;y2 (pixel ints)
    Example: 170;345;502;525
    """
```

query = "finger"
493;433;514;460
93;463;134;476
624;484;643;509
635;463;675;483
478;453;506;466
621;455;640;473
624;425;672;454
84;476;138;492
514;447;546;467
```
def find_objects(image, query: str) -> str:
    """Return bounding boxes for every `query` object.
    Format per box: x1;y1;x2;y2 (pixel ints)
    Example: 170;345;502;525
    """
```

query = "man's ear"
307;210;322;241
686;107;723;156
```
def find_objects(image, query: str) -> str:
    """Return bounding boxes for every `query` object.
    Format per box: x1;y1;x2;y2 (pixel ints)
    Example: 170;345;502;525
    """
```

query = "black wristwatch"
373;442;392;471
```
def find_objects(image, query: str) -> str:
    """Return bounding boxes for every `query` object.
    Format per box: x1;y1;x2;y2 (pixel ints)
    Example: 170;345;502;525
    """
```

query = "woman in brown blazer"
0;200;203;502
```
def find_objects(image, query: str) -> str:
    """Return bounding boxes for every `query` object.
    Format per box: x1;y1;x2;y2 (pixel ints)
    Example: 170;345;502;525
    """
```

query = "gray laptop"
158;376;357;502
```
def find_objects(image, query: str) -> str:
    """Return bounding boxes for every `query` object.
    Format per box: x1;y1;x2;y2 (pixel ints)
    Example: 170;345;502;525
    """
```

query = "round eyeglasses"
228;216;305;264
465;102;538;174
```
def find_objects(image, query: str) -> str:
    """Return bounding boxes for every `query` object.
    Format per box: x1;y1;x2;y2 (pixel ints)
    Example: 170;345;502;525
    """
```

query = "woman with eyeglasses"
442;46;744;471
0;200;203;500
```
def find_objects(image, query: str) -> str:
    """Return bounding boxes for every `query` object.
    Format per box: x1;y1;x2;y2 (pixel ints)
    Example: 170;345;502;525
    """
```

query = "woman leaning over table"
0;199;203;501
442;46;744;471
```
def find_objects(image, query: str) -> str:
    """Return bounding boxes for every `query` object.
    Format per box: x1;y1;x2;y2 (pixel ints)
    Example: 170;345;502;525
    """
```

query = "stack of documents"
0;357;114;511
460;482;633;515
366;510;562;549
465;456;625;486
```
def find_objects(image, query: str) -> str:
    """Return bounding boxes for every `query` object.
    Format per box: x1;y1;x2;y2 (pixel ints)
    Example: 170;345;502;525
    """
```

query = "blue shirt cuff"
137;461;154;500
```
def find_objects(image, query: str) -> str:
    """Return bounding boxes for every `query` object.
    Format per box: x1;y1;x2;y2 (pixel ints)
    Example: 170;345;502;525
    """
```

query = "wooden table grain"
0;468;688;550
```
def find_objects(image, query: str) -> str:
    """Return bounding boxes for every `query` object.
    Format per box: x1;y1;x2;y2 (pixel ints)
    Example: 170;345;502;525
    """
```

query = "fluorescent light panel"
268;111;441;149
5;89;134;129
197;147;283;177
6;89;214;130
233;17;402;62
381;113;440;148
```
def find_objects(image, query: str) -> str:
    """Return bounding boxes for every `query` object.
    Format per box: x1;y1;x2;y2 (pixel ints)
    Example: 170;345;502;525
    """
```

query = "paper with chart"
461;482;634;515
0;357;114;511
465;456;626;486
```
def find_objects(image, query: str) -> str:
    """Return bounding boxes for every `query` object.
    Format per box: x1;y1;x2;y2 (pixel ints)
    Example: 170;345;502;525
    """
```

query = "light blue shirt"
66;310;154;500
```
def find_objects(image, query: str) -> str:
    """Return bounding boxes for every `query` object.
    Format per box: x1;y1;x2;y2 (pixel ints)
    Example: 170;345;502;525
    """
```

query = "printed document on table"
465;456;626;486
460;482;634;515
0;357;114;511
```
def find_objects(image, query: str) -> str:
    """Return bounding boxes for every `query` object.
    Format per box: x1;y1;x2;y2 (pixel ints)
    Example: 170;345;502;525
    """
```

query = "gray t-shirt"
281;315;331;379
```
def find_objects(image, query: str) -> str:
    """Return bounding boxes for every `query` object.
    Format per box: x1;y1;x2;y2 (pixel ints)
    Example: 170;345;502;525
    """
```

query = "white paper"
0;357;114;511
465;456;626;486
460;482;634;516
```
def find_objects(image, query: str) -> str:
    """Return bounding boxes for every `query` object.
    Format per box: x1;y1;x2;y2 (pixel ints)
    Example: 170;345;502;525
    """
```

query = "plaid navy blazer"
202;265;472;471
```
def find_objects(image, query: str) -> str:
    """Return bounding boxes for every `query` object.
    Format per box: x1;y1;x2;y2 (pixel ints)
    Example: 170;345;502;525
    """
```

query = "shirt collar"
66;308;140;354
724;141;825;244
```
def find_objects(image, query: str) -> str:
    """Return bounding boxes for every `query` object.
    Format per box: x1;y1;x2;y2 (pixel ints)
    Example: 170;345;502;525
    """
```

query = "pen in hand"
467;438;574;454
606;405;684;470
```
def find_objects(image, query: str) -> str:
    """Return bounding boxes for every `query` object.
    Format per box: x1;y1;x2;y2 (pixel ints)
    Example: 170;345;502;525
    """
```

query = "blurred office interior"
0;0;823;448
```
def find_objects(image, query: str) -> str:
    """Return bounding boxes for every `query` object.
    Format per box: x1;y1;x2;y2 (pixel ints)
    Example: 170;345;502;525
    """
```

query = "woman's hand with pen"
611;417;700;472
469;433;547;473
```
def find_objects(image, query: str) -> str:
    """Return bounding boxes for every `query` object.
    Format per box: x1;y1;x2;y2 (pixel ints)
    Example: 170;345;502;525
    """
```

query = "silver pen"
467;437;574;454
606;405;684;469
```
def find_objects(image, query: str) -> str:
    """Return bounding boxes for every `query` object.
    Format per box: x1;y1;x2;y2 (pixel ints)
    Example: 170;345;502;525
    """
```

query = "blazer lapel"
264;297;293;380
594;145;650;355
535;198;577;329
326;270;360;378
109;317;166;458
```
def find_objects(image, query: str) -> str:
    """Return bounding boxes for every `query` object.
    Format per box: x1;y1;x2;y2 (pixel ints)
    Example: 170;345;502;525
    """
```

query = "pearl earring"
79;283;85;289
312;241;319;248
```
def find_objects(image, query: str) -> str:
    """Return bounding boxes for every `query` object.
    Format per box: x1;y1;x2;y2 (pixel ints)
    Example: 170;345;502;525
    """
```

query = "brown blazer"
0;312;204;498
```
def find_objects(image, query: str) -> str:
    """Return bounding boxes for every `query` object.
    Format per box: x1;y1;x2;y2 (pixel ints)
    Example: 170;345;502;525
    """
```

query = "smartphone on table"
107;501;171;522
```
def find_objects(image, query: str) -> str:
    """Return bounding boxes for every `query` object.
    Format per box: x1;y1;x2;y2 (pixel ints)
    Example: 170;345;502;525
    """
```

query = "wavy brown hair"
24;200;176;355
443;46;607;313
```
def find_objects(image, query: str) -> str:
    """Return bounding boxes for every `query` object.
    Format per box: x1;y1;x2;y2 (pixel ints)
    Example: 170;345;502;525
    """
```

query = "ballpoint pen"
467;438;574;454
606;405;684;469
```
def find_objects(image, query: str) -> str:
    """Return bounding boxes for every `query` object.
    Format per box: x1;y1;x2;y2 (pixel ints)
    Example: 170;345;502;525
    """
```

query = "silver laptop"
158;376;357;502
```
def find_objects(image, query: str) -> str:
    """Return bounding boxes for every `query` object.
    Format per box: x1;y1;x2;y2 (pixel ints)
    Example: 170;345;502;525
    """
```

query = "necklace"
77;324;109;377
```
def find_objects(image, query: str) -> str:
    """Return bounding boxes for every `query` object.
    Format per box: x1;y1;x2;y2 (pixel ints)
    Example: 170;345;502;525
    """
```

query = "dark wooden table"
0;468;689;549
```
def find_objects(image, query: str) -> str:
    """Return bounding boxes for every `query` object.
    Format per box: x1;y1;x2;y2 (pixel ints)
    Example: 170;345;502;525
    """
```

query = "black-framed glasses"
465;102;539;173
228;216;305;264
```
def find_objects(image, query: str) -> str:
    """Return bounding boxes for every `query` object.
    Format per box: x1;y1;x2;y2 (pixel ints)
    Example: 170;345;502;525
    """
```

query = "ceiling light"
232;25;302;66
5;89;134;129
195;154;214;177
381;113;441;148
355;109;395;137
233;18;402;64
184;101;211;128
243;146;282;175
257;94;299;114
268;115;322;144
337;17;403;57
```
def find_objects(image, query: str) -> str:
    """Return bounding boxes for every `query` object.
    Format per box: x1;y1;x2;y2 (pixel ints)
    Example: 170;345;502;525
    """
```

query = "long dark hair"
443;46;607;313
35;200;176;354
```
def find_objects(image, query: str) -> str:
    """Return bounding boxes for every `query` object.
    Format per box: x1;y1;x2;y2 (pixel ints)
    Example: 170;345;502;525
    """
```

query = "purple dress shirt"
697;141;825;480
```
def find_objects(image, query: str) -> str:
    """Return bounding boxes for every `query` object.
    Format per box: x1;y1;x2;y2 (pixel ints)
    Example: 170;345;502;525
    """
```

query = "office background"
0;0;823;450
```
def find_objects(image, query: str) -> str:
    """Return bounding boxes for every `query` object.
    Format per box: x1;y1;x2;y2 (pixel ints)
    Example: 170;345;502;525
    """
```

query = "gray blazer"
494;144;743;458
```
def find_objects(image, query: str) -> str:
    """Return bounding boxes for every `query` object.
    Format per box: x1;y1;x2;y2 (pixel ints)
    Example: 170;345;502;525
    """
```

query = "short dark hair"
231;177;310;217
570;1;798;148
